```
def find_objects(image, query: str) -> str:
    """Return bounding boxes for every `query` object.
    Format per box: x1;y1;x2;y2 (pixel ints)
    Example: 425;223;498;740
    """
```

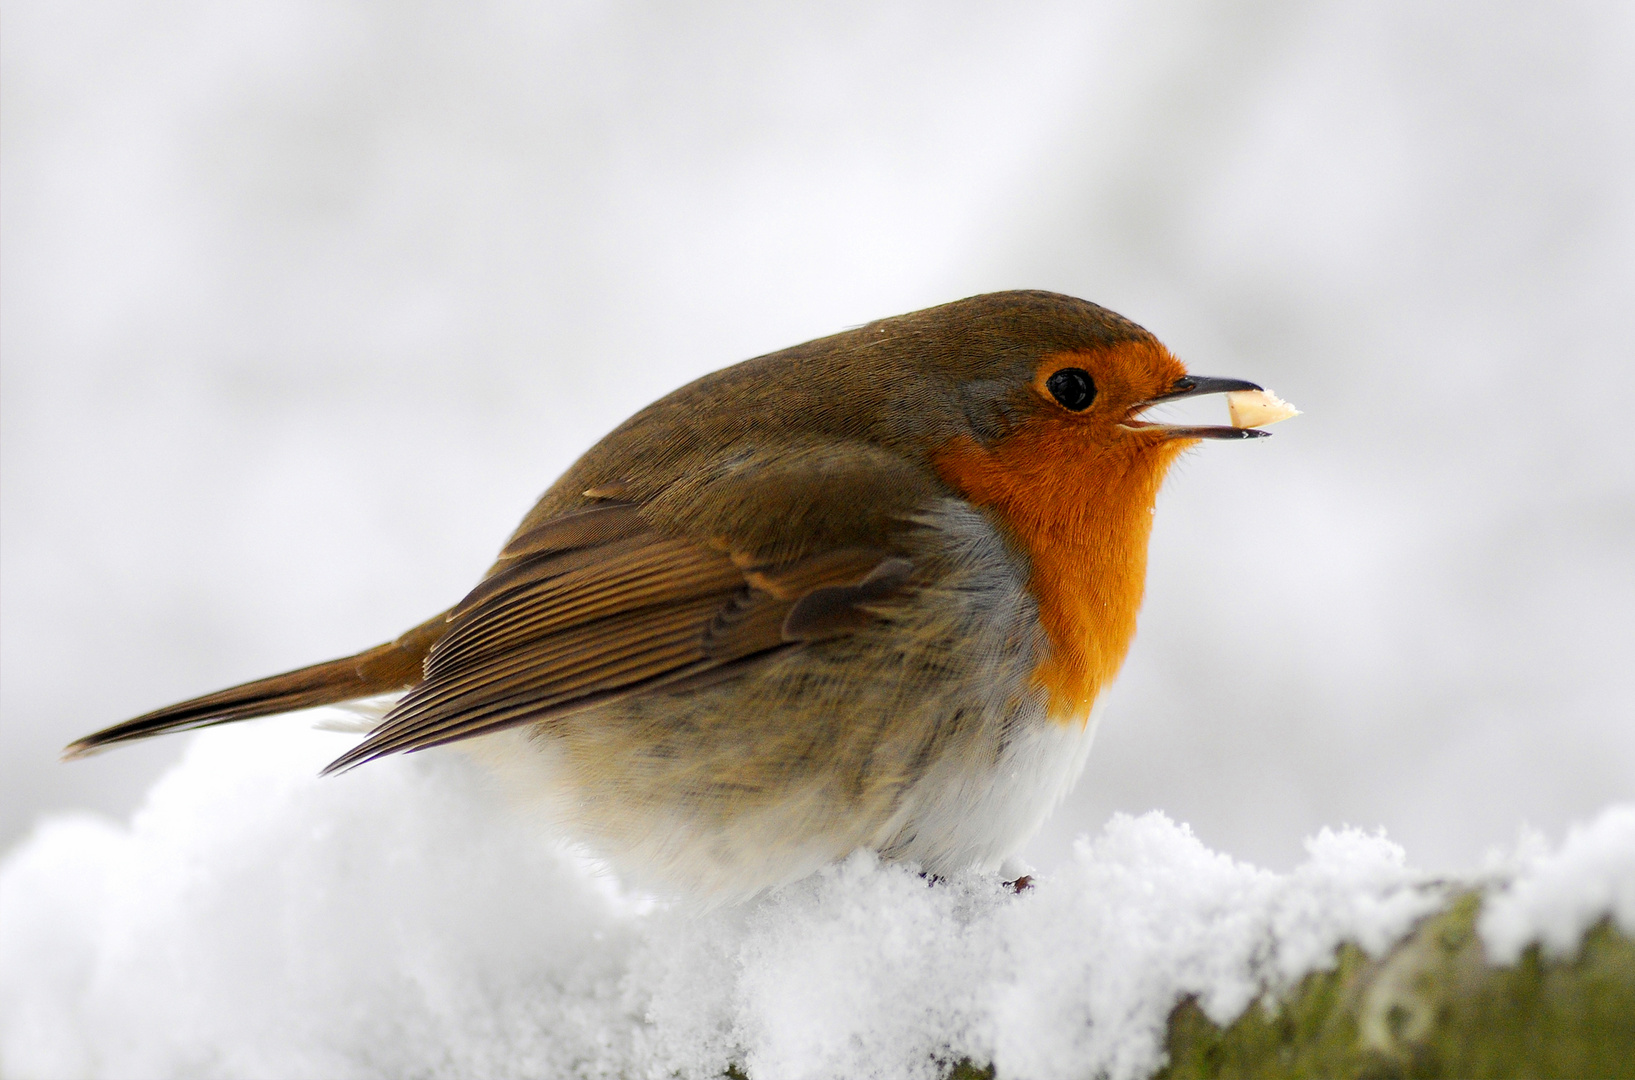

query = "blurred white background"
3;0;1631;872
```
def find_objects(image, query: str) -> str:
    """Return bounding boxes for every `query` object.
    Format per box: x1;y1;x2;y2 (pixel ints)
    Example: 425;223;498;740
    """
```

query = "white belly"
873;698;1102;877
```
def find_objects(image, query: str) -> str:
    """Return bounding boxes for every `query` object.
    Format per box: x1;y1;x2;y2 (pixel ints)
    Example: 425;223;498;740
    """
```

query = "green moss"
1161;942;1387;1079
1431;918;1635;1078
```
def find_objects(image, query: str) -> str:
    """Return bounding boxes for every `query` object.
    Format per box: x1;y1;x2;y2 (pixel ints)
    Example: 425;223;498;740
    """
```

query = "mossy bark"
921;892;1634;1080
1159;891;1635;1080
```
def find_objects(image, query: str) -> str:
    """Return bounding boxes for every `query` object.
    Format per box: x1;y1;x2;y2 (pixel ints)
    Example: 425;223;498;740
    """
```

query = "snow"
1479;805;1635;964
1;717;1629;1080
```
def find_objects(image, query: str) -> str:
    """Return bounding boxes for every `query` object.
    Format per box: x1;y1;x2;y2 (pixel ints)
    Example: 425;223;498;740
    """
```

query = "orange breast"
934;424;1186;724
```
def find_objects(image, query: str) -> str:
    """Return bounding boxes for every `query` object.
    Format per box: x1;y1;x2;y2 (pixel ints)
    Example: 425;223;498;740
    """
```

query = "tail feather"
63;611;451;759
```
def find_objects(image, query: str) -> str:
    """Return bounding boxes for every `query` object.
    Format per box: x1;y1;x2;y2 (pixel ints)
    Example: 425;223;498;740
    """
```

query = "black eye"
1046;368;1096;411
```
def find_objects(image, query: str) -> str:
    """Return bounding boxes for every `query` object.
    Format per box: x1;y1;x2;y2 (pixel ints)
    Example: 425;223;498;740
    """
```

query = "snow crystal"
0;718;1626;1080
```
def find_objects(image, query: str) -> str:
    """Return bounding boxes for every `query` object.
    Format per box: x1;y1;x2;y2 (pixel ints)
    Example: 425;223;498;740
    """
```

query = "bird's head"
826;291;1272;509
847;289;1268;458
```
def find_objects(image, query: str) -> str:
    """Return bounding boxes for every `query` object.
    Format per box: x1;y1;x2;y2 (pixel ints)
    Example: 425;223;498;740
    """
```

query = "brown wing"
321;503;910;773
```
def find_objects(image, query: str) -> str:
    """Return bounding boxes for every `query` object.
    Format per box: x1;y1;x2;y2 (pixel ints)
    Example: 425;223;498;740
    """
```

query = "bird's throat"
933;428;1185;724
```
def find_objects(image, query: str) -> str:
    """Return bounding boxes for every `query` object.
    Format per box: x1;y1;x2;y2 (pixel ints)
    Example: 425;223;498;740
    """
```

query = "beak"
1123;375;1272;440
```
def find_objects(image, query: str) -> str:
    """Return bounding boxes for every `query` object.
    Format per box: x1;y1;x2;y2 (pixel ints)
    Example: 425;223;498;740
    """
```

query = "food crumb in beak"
1227;389;1301;429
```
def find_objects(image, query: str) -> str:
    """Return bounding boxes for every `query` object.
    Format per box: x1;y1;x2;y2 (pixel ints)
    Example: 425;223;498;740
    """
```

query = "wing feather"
497;502;648;559
432;539;741;671
322;506;914;773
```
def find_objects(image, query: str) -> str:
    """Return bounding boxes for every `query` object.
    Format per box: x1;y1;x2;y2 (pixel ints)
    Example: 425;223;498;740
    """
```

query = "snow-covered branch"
2;717;1630;1080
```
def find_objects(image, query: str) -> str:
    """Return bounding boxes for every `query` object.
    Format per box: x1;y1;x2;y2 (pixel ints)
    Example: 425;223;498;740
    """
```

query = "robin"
67;290;1287;900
